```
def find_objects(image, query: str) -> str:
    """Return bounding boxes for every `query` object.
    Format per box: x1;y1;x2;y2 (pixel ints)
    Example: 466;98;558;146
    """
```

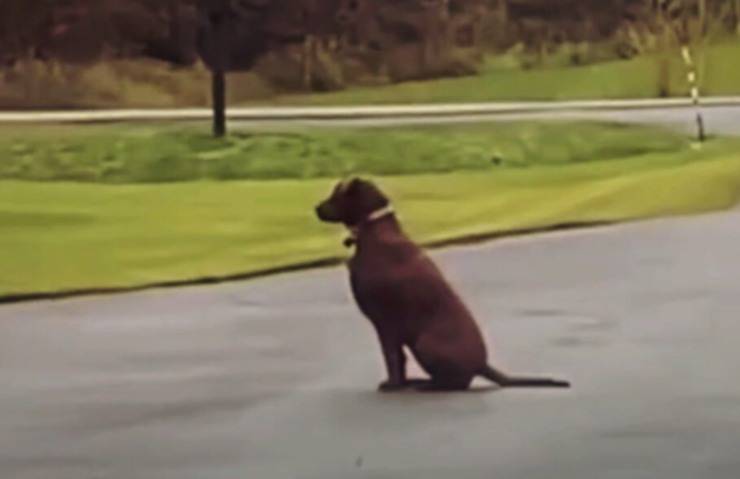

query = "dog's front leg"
376;328;407;392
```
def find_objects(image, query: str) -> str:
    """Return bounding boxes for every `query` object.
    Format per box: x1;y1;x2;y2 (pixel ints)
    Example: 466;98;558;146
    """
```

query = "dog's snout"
315;202;330;221
316;200;342;223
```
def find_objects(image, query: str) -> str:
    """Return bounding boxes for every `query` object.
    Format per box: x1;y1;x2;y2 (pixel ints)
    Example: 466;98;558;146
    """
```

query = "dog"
316;177;570;392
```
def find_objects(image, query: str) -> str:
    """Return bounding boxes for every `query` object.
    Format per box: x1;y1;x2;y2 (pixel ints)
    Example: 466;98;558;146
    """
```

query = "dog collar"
365;204;395;222
344;205;395;248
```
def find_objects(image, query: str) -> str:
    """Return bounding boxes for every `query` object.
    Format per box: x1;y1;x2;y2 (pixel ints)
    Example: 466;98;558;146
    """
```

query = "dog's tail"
480;364;570;388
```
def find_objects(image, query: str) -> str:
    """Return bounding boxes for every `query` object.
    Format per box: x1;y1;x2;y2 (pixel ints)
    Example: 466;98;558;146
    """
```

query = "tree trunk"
499;0;509;25
211;69;226;137
735;0;740;35
167;1;181;59
657;51;670;97
21;48;35;103
656;3;671;98
302;35;315;90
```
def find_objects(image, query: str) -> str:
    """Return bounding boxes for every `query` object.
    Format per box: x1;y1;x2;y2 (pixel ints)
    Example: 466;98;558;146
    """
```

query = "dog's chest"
347;247;439;328
347;254;407;319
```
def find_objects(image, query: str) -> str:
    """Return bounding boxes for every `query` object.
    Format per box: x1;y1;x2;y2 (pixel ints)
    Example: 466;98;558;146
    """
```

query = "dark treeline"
2;1;737;72
1;1;738;132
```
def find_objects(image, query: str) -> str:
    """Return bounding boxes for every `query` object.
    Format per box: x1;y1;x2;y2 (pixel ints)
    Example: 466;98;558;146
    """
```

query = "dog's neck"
344;204;395;248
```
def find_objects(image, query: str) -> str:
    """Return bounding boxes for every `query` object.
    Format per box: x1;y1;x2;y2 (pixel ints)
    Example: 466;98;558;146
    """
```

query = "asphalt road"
2;209;740;479
2;99;740;136
232;103;740;136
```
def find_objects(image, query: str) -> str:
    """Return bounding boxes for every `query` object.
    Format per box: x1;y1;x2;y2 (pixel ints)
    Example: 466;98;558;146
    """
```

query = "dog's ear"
347;177;362;192
340;177;361;194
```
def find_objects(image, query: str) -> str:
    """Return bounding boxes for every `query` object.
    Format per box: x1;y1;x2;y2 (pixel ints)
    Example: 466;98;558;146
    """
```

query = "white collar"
365;204;394;222
345;204;395;247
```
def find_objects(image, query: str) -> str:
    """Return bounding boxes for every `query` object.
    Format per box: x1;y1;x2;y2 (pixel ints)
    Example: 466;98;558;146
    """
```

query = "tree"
0;0;56;63
332;0;487;81
297;0;344;90
0;0;63;100
195;0;326;137
106;0;199;65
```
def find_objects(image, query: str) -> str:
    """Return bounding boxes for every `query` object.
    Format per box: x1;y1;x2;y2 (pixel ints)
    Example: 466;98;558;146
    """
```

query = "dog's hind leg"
414;361;474;391
414;374;473;392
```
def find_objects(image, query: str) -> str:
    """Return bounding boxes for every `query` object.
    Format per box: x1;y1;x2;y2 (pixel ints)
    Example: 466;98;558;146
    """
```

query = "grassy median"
0;121;690;183
1;122;740;298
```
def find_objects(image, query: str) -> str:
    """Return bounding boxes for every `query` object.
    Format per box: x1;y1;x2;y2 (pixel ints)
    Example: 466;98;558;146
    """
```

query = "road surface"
305;104;740;136
2;209;740;479
2;99;740;136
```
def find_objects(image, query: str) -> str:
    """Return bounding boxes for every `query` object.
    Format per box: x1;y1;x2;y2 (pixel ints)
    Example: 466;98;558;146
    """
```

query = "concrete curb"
1;98;739;124
0;221;613;306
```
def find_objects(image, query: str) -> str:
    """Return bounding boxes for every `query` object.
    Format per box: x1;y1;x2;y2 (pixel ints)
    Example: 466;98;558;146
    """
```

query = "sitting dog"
316;177;570;392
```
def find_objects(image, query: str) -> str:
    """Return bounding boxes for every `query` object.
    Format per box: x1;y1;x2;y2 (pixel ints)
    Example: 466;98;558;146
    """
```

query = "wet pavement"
2;211;740;479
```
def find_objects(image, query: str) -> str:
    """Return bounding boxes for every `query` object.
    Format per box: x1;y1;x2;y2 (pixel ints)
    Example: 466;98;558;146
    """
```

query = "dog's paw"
377;380;406;392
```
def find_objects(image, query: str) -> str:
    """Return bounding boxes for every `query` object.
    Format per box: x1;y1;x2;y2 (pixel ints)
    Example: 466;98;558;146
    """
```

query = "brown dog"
316;178;570;392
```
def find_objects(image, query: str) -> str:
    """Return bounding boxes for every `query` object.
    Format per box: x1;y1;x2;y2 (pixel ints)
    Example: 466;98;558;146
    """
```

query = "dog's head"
315;177;390;226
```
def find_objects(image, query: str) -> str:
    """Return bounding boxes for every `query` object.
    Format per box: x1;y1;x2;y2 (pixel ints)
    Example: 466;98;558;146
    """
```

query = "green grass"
0;122;692;183
269;42;740;106
2;125;740;297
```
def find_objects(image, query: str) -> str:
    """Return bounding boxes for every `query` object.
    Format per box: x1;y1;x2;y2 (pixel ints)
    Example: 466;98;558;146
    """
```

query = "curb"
0;98;739;124
0;221;613;306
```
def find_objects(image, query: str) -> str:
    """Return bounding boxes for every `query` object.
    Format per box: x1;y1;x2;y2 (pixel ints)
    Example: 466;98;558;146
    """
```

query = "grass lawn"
269;42;740;106
2;121;740;298
0;121;690;183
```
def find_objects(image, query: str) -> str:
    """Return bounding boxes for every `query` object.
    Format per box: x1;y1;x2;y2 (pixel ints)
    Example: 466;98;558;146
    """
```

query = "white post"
681;45;705;142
